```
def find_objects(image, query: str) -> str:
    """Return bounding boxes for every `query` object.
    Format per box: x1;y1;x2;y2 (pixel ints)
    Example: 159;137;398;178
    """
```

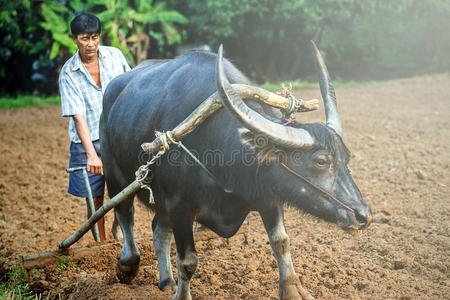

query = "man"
59;14;130;241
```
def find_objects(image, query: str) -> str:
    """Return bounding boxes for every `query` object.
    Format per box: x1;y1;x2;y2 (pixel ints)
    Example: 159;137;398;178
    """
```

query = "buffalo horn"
216;45;315;149
311;40;343;138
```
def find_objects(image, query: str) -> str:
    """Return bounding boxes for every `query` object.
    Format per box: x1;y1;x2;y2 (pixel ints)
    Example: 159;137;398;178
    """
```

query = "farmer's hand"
87;152;103;175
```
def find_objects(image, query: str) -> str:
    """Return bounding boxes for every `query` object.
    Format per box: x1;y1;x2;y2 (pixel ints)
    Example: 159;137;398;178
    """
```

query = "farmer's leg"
85;196;106;242
94;196;106;241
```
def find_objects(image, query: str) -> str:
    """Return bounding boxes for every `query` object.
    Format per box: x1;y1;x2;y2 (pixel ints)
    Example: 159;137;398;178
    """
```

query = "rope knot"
155;130;175;151
279;83;305;120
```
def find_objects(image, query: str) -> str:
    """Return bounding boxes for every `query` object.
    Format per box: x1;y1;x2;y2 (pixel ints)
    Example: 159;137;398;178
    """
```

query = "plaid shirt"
59;46;130;143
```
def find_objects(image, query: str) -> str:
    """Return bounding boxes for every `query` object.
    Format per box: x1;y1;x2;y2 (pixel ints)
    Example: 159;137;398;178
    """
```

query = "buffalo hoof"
116;262;139;284
280;277;315;300
159;278;177;292
280;285;314;300
174;290;192;300
116;253;140;284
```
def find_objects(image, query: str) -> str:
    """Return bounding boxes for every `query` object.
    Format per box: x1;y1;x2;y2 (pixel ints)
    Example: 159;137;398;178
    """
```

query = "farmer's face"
73;32;100;61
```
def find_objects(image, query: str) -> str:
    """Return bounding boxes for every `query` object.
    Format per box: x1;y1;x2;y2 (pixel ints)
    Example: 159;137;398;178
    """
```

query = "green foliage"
57;256;71;274
3;0;450;95
40;0;78;60
339;0;450;78
169;0;450;81
0;265;32;299
0;0;35;68
169;0;365;80
0;95;60;109
96;0;188;65
39;0;188;65
0;0;46;93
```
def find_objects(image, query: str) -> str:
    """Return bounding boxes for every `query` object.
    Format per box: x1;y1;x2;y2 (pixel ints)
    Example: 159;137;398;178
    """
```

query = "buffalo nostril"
366;214;373;227
355;211;373;228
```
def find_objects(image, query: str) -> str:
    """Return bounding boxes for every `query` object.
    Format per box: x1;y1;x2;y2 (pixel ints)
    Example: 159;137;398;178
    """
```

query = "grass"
0;265;33;299
0;95;60;109
57;256;71;274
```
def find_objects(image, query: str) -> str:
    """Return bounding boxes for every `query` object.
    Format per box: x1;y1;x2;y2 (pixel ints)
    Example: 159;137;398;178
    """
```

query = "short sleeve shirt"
59;46;131;143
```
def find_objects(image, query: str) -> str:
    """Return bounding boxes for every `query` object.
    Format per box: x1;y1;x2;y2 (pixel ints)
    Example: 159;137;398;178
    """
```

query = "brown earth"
0;74;449;299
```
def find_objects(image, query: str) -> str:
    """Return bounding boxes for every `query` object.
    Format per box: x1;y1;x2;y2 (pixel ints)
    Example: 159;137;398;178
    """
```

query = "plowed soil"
0;74;449;299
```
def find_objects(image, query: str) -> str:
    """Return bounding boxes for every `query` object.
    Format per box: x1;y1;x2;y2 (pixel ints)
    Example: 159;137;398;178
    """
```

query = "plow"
22;72;319;275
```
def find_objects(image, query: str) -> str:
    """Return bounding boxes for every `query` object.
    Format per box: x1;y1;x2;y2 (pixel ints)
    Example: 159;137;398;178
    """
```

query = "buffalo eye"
313;155;331;169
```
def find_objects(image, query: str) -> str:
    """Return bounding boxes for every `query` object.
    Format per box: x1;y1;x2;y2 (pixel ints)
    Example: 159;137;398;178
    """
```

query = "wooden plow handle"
58;180;142;249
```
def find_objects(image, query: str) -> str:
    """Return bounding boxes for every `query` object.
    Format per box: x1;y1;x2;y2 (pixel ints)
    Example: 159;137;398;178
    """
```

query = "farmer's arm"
59;73;103;175
72;115;103;175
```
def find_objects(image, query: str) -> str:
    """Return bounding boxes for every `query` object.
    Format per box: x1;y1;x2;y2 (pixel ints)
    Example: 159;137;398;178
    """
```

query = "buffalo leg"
170;213;197;300
152;213;176;291
260;205;314;300
115;197;140;284
111;216;123;240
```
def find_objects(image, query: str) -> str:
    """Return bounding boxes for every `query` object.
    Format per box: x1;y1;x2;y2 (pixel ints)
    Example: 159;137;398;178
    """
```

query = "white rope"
136;129;231;205
165;131;231;193
279;83;306;119
134;131;175;204
155;130;172;151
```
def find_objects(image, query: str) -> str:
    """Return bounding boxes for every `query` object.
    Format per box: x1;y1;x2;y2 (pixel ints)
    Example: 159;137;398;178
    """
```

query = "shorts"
68;140;105;198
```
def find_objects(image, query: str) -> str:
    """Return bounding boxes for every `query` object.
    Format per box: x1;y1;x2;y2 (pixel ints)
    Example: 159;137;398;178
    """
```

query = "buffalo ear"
238;128;281;163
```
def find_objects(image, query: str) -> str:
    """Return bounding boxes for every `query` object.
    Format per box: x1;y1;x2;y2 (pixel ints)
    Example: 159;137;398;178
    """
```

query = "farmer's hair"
70;14;101;37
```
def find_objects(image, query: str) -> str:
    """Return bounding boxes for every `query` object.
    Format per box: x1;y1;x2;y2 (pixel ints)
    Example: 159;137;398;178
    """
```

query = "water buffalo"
99;42;372;300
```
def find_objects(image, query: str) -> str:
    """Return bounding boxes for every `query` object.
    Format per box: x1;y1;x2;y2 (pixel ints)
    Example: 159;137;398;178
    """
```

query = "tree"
90;0;188;65
0;0;47;94
39;0;188;66
40;0;79;60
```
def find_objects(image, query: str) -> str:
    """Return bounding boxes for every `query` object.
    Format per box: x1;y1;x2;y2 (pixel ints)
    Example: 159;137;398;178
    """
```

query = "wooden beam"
22;224;248;270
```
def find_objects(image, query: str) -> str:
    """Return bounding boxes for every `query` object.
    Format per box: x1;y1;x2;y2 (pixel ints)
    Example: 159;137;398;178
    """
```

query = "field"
0;74;449;299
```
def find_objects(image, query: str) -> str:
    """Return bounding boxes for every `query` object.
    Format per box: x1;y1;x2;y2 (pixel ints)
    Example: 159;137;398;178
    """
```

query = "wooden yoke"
141;84;319;154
